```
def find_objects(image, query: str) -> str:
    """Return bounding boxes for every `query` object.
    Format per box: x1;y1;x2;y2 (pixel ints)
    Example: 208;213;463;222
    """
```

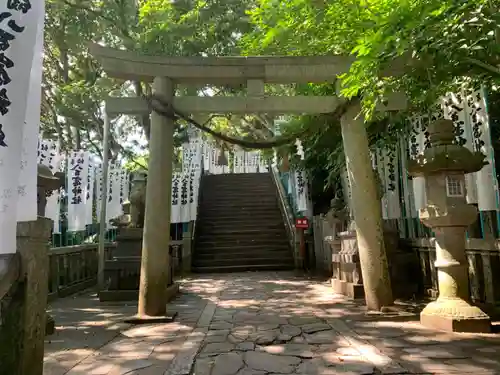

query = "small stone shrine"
408;118;491;333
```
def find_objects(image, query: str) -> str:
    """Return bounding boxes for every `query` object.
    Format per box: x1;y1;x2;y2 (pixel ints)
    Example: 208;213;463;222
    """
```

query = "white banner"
442;93;478;204
95;166;103;220
465;88;499;211
17;7;45;222
179;171;190;223
294;170;311;214
189;168;201;221
0;1;45;254
121;170;129;205
38;139;62;233
106;166;116;226
67;151;89;231
106;165;123;226
85;161;95;225
233;150;245;174
408;116;428;215
171;172;181;223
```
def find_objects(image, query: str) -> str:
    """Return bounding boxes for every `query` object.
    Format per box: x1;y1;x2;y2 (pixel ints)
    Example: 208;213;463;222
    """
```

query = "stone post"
138;76;176;317
181;222;193;273
340;102;394;310
0;218;52;375
36;164;64;335
408;119;491;333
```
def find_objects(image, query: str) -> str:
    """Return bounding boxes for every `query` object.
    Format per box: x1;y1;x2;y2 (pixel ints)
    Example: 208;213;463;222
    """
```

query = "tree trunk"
340;102;393;310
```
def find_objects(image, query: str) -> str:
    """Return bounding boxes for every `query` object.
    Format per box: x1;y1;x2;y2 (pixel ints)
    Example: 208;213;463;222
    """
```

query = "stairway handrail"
270;165;297;251
0;253;20;301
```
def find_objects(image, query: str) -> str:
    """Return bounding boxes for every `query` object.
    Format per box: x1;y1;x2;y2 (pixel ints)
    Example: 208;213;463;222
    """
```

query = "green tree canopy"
42;0;259;165
243;0;500;115
240;0;500;194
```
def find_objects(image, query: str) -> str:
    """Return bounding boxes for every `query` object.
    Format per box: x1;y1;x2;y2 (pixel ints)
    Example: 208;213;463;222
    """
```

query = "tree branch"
465;57;500;77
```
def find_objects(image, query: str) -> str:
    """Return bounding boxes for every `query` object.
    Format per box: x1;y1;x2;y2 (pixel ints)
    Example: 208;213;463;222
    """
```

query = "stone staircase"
192;173;294;273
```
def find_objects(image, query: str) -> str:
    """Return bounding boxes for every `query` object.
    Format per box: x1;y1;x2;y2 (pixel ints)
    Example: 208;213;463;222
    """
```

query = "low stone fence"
48;240;188;301
47;243;115;300
402;238;500;307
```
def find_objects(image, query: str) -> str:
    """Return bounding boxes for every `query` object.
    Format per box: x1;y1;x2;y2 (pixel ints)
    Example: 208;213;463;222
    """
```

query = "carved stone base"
115;228;143;257
331;278;364;299
420;298;491;333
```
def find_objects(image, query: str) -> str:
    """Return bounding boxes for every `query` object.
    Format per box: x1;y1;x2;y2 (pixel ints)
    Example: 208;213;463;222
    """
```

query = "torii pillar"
138;77;176;317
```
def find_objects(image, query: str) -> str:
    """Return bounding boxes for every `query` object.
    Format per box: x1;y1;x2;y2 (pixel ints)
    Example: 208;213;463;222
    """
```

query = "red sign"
295;218;309;229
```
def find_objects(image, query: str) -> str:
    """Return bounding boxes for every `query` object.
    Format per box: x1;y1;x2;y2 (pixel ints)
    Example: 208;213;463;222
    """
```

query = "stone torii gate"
89;43;406;317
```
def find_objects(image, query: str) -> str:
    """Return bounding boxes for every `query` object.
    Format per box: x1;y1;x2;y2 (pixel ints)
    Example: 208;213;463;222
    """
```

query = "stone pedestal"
0;218;52;375
115;227;144;257
409;119;491;333
331;228;419;300
331;231;364;299
99;228;143;302
99;228;179;303
181;222;193;274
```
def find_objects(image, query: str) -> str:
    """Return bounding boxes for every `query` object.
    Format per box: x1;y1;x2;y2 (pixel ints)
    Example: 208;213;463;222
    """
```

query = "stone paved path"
44;272;500;375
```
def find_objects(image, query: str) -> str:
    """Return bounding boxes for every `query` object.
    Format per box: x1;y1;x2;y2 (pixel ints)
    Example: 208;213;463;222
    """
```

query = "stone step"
202;173;271;180
200;191;277;198
200;192;276;200
194;173;289;273
198;206;280;215
196;215;284;224
201;182;275;189
191;263;294;273
197;230;286;242
194;243;290;254
202;178;274;185
196;226;285;234
196;237;289;249
197;222;285;232
199;200;278;208
201;185;274;191
195;249;292;260
197;216;283;224
193;256;294;268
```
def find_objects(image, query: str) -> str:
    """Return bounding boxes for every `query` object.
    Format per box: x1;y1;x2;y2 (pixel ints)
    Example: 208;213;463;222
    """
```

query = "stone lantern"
408;119;491;333
37;164;64;217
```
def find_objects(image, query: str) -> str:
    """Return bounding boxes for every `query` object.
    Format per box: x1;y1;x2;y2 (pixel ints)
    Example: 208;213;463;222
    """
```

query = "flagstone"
244;351;301;373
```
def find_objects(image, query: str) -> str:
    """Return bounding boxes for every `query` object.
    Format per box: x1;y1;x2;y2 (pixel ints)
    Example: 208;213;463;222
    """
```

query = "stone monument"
408;118;491;333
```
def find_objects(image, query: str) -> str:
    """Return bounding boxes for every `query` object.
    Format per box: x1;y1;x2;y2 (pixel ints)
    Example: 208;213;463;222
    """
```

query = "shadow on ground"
44;272;500;375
